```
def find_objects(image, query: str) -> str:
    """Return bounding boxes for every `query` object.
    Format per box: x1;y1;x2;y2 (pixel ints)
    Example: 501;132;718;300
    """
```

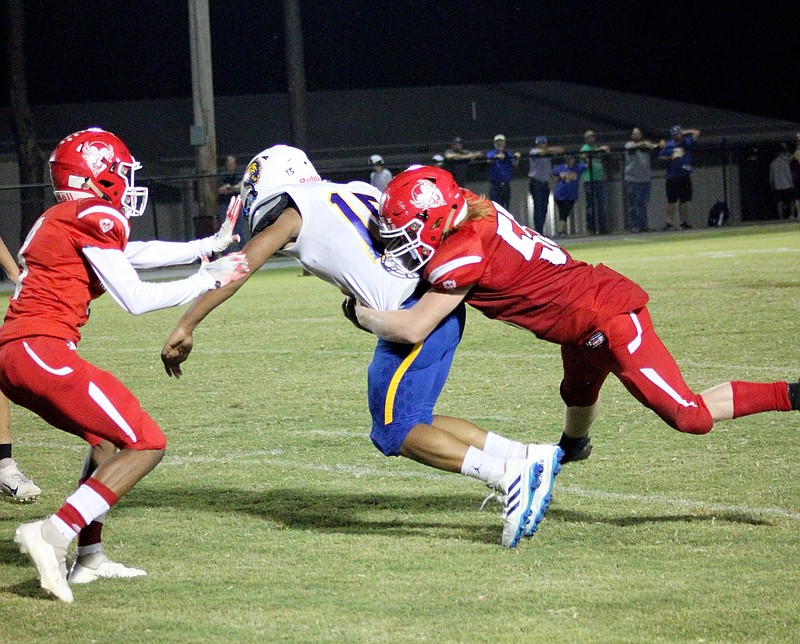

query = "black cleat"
558;434;593;464
789;380;800;411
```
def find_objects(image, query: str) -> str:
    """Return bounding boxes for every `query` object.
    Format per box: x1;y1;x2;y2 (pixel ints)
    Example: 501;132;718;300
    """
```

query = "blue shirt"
659;135;695;179
551;162;587;201
486;149;515;183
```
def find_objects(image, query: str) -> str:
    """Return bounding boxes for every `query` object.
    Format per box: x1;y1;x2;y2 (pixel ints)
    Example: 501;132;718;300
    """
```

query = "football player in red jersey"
354;165;799;463
0;128;248;602
162;145;564;550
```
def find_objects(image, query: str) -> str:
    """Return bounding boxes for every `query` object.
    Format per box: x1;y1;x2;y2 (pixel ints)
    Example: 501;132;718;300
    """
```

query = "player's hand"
210;195;242;253
161;327;194;378
341;296;373;334
197;252;249;289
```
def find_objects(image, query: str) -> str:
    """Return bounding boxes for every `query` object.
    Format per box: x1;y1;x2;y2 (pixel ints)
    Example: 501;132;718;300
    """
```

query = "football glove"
196;252;249;289
209;195;242;253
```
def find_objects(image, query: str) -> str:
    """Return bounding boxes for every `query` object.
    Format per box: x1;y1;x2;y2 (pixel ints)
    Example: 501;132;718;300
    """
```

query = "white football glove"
209;195;242;253
196;252;249;289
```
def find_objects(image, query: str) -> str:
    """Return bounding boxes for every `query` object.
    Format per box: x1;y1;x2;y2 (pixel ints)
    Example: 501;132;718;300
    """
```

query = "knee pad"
670;404;713;435
560;380;601;408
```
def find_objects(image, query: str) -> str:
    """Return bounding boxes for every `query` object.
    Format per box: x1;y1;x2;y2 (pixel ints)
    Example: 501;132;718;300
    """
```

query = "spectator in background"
551;154;587;238
0;233;41;502
218;155;247;251
528;136;565;234
769;143;795;220
432;153;445;168
443;137;482;186
789;139;800;219
623;127;660;233
486;134;521;210
369;154;393;192
580;130;611;235
658;125;701;230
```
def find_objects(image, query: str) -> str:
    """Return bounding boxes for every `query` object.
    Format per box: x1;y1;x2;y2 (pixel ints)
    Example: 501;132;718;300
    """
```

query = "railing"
0;139;795;253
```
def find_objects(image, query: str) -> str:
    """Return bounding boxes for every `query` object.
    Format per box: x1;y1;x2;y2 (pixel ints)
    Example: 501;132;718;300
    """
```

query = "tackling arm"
160;207;302;377
355;286;470;344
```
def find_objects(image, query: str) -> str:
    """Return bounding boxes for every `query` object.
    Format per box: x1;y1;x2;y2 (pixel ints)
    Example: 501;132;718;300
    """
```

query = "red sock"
77;521;104;548
54;478;119;539
731;381;791;418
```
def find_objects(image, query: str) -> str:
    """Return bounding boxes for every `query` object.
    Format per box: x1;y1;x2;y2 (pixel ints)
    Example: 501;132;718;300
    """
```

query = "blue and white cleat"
523;444;564;538
493;457;543;548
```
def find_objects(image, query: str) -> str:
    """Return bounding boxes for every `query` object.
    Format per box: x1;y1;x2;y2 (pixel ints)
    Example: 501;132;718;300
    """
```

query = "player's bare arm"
161;208;302;377
355;286;470;344
0;235;19;284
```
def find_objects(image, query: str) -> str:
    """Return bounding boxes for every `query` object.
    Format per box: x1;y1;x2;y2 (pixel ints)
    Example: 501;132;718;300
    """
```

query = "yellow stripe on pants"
384;342;423;424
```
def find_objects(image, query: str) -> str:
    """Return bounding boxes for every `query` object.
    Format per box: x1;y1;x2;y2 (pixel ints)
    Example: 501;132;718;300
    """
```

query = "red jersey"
1;199;130;345
423;206;648;345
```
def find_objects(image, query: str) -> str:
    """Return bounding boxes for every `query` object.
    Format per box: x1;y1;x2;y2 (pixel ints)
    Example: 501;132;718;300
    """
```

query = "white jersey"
277;180;418;311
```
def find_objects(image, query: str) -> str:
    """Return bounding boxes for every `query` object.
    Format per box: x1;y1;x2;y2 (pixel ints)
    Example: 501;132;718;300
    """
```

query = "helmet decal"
242;158;262;219
81;141;114;177
410;179;446;210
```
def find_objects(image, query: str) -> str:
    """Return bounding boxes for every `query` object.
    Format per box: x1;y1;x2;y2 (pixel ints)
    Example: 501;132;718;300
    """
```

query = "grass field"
1;223;799;642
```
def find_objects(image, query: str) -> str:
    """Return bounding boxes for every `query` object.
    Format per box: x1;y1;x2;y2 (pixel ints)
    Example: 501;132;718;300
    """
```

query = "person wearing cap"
528;135;565;234
658;125;701;230
369;154;393;192
431;153;445;167
443;137;481;186
623;127;661;233
485;134;521;209
580;130;611;235
551;154;587;237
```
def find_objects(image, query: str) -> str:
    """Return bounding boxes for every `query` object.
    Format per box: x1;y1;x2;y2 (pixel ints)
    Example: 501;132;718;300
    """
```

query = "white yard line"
19;440;800;521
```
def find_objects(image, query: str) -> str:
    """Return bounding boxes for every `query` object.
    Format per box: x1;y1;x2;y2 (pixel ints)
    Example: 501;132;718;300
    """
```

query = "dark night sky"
1;1;797;122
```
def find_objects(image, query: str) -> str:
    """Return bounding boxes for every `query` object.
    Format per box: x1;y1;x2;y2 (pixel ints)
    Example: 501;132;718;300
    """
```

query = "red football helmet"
49;128;148;218
378;165;467;277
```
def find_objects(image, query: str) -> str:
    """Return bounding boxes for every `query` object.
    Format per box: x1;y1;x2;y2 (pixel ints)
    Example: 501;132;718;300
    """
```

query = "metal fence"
0;139;794;254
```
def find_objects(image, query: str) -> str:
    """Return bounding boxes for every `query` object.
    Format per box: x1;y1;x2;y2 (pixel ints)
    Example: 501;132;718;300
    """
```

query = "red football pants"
560;307;714;434
0;336;166;449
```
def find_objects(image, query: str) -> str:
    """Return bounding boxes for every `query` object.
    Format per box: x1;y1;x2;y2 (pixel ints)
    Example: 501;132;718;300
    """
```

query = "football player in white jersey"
161;145;562;548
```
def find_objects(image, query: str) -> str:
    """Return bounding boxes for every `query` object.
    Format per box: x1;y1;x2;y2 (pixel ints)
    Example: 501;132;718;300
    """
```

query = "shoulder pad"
249;193;290;236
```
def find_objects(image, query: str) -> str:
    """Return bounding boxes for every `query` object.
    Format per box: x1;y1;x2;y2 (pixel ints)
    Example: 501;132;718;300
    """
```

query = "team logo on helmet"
409;179;446;210
244;159;262;184
242;159;262;219
81;141;114;177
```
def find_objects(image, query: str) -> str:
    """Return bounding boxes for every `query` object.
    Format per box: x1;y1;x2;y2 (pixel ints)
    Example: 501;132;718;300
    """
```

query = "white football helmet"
241;145;321;235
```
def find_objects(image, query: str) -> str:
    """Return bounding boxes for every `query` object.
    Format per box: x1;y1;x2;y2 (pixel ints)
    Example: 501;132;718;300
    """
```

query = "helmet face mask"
378;166;466;278
379;217;436;277
49;128;148;218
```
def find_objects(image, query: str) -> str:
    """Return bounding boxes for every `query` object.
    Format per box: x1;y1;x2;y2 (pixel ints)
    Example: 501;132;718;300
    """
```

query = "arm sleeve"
83;246;215;315
124;239;212;269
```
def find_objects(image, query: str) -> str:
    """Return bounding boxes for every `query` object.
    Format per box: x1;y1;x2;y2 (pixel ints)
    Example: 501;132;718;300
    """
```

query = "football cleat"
14;520;73;603
788;380;799;411
558;434;593;464
68;550;147;584
523;445;564;538
489;458;543;548
0;459;42;502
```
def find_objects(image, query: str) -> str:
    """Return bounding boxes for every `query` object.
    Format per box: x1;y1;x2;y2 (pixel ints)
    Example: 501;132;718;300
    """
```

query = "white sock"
76;543;105;558
482;432;527;460
460;446;506;485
